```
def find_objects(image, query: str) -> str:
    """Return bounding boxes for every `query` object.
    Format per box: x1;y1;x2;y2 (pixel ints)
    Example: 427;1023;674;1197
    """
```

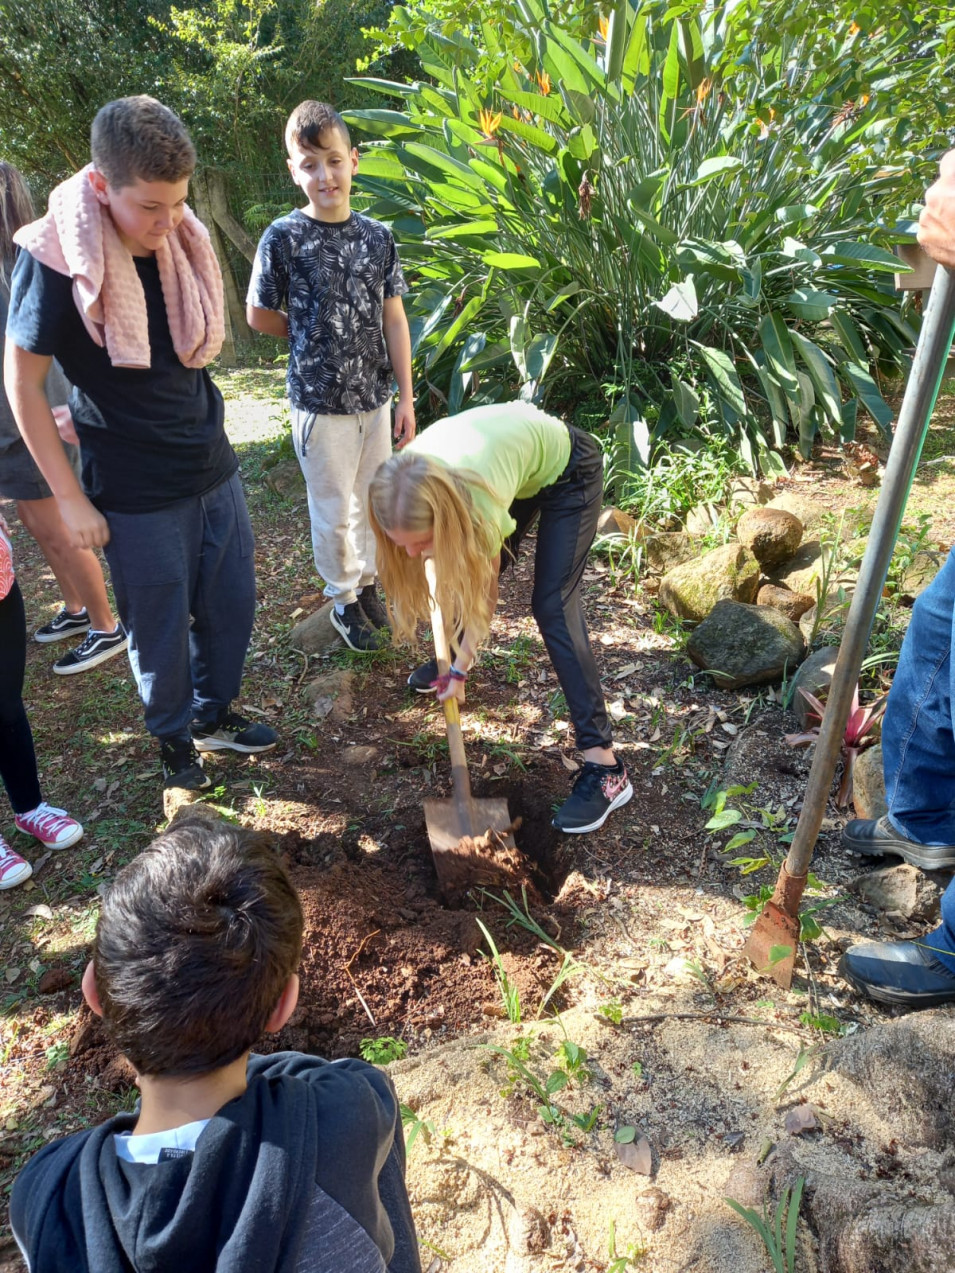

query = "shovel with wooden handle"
422;557;519;901
745;264;955;989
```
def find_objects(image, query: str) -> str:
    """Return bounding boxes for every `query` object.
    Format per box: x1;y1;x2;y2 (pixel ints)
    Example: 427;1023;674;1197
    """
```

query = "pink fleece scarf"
13;165;224;369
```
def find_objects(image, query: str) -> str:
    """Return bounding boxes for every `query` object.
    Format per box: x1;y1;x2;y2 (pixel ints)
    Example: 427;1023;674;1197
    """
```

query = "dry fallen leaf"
784;1105;819;1136
614;663;639;680
24;904;53;921
559;754;580;772
615;1132;652;1174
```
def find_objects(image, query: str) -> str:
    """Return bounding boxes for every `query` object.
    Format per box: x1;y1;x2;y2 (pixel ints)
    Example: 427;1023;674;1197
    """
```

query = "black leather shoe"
839;939;955;1007
841;816;955;870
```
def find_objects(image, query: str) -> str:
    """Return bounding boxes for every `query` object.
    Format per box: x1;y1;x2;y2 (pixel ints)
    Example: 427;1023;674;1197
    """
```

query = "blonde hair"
0;161;34;287
369;452;497;651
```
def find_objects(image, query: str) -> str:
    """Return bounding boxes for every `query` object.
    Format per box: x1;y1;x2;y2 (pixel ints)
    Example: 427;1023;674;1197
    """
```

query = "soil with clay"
2;382;955;1273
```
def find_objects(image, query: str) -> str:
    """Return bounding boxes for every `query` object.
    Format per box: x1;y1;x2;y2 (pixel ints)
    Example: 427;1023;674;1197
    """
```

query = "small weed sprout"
554;1039;592;1085
607;1217;646;1269
597;999;623;1025
399;1102;436;1152
475;919;522;1023
725;1176;805;1273
798;1010;845;1036
360;1036;408;1065
45;1041;69;1069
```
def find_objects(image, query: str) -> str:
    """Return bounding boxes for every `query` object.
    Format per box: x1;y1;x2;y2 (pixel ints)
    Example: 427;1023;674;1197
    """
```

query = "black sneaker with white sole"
35;607;91;644
160;737;212;792
52;624;128;675
191;709;278;754
330;602;386;653
407;658;439;692
358;584;390;631
552;760;633;833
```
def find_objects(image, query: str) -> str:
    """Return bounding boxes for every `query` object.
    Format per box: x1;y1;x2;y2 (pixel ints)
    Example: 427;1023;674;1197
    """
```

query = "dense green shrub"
346;0;950;468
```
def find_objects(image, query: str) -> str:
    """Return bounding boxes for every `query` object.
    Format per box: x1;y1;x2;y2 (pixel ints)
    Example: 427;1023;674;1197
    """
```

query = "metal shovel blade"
743;903;800;990
424;792;517;901
743;861;804;989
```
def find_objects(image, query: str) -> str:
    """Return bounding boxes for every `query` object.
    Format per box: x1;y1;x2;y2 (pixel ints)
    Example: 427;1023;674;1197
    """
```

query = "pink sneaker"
0;836;32;889
14;803;84;850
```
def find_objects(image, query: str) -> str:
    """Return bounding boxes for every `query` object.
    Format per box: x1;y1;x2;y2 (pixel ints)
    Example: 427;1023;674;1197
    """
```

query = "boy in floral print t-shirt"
247;101;415;653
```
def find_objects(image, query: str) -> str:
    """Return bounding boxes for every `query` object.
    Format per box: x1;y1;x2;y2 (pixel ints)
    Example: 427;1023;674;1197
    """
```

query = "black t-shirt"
6;250;236;512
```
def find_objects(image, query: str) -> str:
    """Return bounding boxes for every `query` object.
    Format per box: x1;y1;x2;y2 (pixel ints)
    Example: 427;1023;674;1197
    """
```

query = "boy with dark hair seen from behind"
10;817;421;1272
4;96;276;798
247;101;415;653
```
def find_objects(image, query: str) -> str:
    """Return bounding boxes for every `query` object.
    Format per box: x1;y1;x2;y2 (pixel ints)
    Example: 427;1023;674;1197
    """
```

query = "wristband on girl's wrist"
449;664;468;681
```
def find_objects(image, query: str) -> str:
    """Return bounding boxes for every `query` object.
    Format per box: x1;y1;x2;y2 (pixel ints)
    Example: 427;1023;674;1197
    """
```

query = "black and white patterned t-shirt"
248;209;408;415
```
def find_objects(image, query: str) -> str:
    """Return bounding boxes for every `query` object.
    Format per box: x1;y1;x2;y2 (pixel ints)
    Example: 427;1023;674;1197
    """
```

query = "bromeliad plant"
346;0;919;471
785;685;886;806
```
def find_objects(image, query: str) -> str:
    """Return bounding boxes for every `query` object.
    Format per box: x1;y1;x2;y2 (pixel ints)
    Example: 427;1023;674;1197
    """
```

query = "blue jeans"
882;546;955;970
103;473;256;740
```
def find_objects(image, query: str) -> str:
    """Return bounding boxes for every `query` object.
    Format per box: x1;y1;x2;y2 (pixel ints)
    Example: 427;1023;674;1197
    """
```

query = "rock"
686;600;805;690
643;531;696;575
163;785;203;822
38;968;74;995
263;458;306;501
659;544;760;622
824;1008;955;1149
596;506;642;541
727;476;775;509
849;863;942;924
757;584;815;623
737;507;803;569
168;802;224;829
799;589;851;644
724;1161;768;1208
900;549;942;601
508;1205;550;1253
851;744;886;820
635;1187;671;1232
342;745;379;767
765;491;827;534
290;601;344;656
684;502;722;536
788;647;838;728
303;668;355;723
769;540;830;594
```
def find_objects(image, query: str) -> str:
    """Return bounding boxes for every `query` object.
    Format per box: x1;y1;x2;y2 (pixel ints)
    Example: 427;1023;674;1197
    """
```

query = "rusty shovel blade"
743;902;800;990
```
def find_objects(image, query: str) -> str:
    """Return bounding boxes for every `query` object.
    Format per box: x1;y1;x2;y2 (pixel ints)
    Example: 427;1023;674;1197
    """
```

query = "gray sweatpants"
291;404;392;606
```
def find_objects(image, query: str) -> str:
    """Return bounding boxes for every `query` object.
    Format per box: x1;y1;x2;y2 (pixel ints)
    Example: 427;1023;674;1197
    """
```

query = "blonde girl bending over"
369;401;632;834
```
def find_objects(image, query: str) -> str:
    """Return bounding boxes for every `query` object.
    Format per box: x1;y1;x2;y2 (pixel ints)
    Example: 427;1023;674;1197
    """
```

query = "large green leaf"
785;288;838;321
686;156;744;186
696;345;746;417
841;362;895;435
482;251;541;269
822;242;904;272
429;219;499;240
790;330;842;422
758;314;800;392
654;279;698;322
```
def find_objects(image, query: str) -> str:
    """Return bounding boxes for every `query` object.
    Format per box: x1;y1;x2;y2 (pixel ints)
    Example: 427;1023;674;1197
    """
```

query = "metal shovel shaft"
781;265;955;902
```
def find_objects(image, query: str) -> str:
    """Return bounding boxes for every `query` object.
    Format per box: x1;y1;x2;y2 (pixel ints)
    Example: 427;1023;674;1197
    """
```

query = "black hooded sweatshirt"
10;1052;421;1273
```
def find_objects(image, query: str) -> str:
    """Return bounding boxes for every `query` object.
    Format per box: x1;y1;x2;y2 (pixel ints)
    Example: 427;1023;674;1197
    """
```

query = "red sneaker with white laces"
0;835;32;889
14;803;84;850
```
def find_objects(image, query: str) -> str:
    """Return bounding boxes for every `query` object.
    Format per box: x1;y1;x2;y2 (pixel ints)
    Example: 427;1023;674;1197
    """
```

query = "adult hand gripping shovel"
422;557;521;903
745;264;955;988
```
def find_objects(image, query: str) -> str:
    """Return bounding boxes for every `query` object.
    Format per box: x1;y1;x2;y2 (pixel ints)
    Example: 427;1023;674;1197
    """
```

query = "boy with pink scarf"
4;97;276;799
